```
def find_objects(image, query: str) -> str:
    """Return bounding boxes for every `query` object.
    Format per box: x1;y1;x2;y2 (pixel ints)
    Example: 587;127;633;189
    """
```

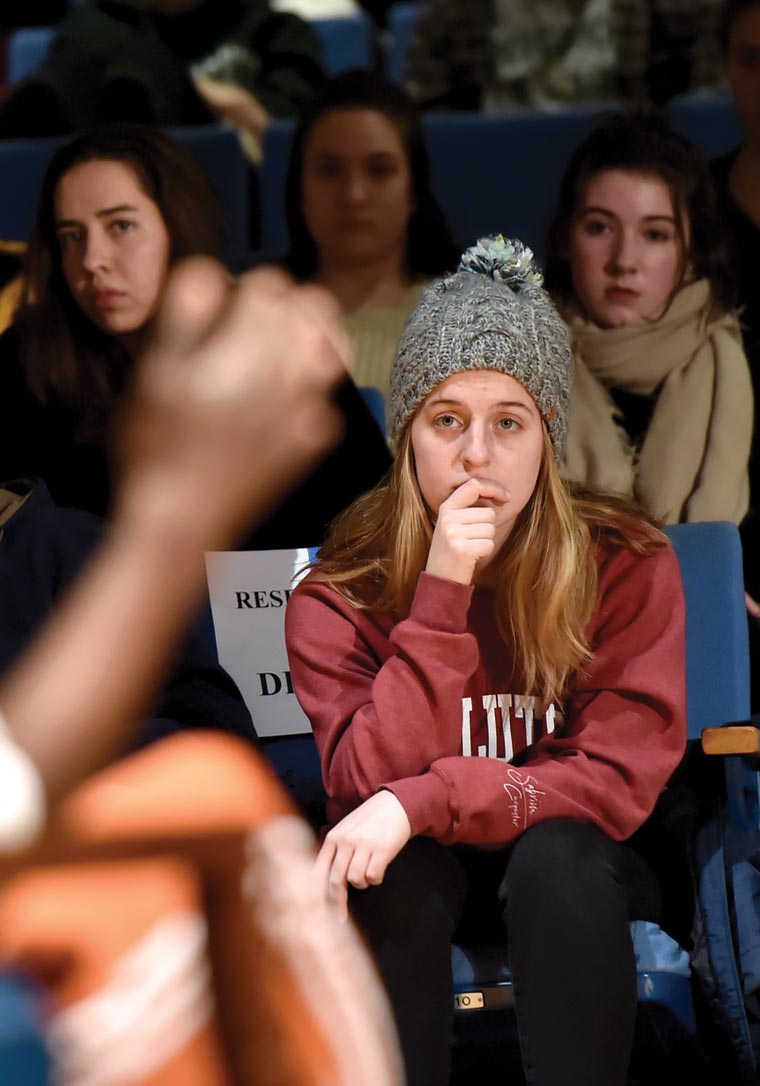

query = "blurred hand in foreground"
115;258;349;550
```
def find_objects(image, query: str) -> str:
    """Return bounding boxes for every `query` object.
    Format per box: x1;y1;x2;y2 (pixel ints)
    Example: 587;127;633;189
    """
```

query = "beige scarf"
563;280;753;524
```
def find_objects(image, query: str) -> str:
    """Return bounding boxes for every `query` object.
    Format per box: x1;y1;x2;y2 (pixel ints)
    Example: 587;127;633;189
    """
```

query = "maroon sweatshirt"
285;542;687;848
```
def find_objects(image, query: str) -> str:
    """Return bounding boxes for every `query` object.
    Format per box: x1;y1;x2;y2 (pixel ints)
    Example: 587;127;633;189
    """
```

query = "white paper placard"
205;549;314;737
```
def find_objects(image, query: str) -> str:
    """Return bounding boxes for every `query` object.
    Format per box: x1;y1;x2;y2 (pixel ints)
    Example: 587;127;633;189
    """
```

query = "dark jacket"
711;151;760;596
0;323;392;547
0;478;256;747
0;0;324;136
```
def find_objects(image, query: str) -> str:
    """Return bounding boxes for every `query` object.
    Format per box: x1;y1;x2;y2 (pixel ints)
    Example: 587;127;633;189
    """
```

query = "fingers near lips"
446;477;511;509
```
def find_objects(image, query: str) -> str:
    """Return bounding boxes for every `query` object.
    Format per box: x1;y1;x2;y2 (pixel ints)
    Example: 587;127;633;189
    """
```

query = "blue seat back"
664;523;750;738
6;27;54;87
422;107;613;258
167;125;250;253
311;13;374;74
666;94;743;158
358;385;386;436
0;137;61;242
259;119;296;255
385;2;421;83
0;971;51;1085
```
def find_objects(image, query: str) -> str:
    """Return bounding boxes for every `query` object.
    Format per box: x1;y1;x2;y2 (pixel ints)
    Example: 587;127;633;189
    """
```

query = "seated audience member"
0;0;324;159
0;123;390;546
615;0;725;104
711;0;760;678
713;0;760;374
0;477;254;749
544;111;753;526
0;257;403;1086
404;0;723;111
283;69;459;396
285;236;687;1086
404;0;616;110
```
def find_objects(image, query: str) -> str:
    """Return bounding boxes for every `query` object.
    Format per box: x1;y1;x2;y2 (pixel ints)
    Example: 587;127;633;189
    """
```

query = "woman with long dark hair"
0;122;391;541
544;110;752;526
283;69;459;395
0;123;222;515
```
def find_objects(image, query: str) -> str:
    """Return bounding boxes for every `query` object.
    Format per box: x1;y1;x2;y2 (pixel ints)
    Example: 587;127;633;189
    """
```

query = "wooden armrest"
701;725;760;755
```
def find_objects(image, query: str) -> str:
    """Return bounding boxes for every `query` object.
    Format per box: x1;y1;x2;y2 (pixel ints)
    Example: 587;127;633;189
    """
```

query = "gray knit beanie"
387;236;573;461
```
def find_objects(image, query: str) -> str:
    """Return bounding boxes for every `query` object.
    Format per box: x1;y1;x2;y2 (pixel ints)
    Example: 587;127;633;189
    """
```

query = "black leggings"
350;818;663;1086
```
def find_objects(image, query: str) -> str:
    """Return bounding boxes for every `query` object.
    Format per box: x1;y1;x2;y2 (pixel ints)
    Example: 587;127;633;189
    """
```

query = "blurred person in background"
0;123;391;547
284;69;458;396
0;0;325;161
404;0;725;111
711;0;760;707
712;0;760;450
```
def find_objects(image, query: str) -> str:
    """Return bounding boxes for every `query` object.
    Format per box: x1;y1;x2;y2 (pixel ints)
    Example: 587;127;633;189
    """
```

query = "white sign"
205;548;316;737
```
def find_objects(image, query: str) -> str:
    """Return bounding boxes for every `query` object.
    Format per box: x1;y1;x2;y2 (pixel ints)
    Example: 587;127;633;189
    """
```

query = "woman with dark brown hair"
283;70;459;396
0;123;223;517
0;122;392;537
544;110;752;527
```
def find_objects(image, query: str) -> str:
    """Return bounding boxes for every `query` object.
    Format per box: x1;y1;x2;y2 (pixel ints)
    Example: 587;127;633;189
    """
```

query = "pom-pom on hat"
387;235;573;461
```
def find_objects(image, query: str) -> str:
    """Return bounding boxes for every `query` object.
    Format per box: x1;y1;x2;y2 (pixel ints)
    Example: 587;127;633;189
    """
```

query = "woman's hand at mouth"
425;477;510;585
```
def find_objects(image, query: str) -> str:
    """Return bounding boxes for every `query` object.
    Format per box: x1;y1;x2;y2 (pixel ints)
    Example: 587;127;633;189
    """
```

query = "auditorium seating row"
259;94;742;263
5;4;421;87
0;94;742;268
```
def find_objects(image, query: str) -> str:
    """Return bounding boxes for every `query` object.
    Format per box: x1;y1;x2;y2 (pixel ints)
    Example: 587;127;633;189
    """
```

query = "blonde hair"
312;425;664;707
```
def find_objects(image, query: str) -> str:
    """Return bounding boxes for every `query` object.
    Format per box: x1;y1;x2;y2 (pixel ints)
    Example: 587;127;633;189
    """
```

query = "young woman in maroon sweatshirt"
285;236;688;1086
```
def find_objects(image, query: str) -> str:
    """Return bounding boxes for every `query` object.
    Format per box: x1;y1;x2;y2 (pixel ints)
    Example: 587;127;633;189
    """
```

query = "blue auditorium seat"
422;105;619;260
6;28;53;87
259;119;295;255
384;2;421;84
0;971;51;1085
311;13;375;75
667;93;743;157
358;386;386;435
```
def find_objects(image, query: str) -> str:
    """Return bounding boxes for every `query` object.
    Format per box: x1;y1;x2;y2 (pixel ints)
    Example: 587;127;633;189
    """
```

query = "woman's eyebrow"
579;206;675;224
578;206;617;217
426;397;533;410
55;204;139;228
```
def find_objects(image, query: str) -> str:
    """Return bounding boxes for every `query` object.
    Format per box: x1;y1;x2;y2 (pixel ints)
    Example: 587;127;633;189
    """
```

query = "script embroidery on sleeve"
503;767;546;830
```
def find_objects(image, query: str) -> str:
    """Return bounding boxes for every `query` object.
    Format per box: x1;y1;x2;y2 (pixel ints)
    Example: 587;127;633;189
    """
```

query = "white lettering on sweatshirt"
503;768;548;830
460;693;562;763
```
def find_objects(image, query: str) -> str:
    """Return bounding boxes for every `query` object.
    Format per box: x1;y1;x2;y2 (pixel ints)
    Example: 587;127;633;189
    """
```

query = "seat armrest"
701;724;760;755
